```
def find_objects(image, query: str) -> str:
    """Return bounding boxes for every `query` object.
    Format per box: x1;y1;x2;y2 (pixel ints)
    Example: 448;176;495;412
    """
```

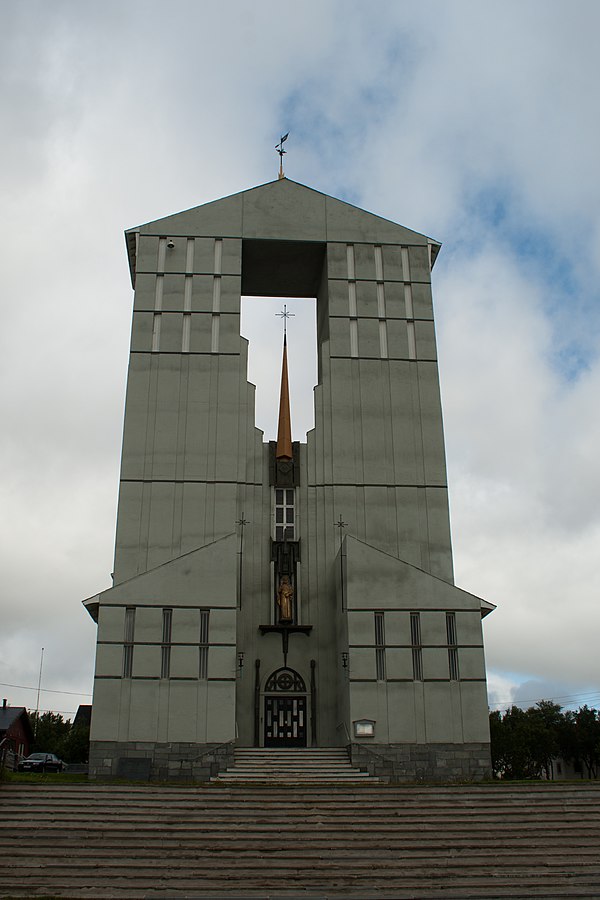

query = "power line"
489;689;600;709
0;681;92;697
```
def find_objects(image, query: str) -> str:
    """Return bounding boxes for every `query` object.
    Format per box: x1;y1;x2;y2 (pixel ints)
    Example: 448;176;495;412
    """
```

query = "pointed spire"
276;334;293;460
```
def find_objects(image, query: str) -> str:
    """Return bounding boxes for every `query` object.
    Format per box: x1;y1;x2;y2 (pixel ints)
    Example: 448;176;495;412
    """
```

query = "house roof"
124;178;441;288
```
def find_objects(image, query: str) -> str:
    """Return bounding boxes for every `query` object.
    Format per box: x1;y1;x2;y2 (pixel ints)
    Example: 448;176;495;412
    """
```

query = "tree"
29;712;90;764
561;706;600;779
30;711;70;756
528;701;563;780
490;702;565;780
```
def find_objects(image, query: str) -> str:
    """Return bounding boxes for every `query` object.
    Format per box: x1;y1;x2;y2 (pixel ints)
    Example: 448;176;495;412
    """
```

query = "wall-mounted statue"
276;575;294;624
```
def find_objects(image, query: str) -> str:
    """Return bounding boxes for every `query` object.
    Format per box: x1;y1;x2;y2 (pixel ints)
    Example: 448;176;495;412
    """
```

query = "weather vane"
275;133;289;180
276;303;295;338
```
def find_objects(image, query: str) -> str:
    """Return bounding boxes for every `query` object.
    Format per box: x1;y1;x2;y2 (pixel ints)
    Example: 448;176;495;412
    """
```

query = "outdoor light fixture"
167;238;175;249
353;719;375;738
341;652;349;668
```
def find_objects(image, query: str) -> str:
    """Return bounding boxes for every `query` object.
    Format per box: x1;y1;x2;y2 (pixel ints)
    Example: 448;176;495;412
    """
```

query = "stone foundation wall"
350;742;492;782
88;740;235;783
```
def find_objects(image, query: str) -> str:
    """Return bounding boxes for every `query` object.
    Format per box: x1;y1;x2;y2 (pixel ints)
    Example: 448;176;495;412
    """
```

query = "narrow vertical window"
182;314;191;353
154;274;164;311
346;243;355;280
349;319;359;358
446;612;459;681
157;237;167;272
410;612;423;681
185;238;195;274
199;609;210;679
151;314;161;352
404;283;414;319
211;314;220;353
377;280;387;359
183;275;192;311
348;280;357;317
374;612;386;681
212;275;221;312
123;607;135;678
379;319;388;359
400;246;410;281
152;273;163;353
407;321;416;360
274;488;295;541
347;246;358;359
183;246;192;352
214;238;223;275
374;245;384;282
377;281;386;318
161;608;172;679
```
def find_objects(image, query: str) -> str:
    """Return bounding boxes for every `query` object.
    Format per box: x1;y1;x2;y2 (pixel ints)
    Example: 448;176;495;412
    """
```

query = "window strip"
401;246;410;281
211;314;220;353
183;275;192;312
199;609;210;679
374;245;384;282
407;321;416;360
185;238;195;273
151;313;161;352
182;314;191;353
157;237;167;273
346;244;355;280
374;612;386;681
214;239;223;275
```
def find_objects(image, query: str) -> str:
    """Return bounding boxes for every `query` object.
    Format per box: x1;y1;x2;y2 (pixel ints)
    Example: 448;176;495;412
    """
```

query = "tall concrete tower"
84;178;494;781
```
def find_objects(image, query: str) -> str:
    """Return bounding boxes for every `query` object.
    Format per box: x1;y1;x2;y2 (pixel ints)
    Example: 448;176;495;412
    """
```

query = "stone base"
88;740;235;783
350;741;492;782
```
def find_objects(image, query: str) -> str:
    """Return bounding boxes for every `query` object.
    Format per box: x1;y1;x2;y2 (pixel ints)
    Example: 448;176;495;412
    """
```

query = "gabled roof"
83;533;238;621
125;178;441;287
0;706;34;741
343;535;496;618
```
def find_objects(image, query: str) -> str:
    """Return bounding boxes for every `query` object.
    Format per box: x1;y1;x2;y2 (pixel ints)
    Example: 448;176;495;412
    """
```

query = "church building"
84;177;494;781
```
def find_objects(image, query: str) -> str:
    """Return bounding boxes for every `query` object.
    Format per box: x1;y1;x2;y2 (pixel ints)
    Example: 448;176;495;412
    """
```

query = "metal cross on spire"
276;303;295;339
275;132;289;180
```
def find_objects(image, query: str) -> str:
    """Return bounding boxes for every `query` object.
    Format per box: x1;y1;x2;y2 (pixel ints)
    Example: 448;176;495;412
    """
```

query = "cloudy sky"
2;1;600;720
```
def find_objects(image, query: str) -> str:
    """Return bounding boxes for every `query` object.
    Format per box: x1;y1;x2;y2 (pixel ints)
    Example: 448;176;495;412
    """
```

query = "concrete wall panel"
387;682;418;742
135;607;163;643
207;647;236;679
422;647;450;680
386;648;413;680
170;646;200;678
207;681;236;742
98;606;125;642
458;648;486;680
95;645;123;677
349;648;376;680
132;645;161;677
172;608;200;643
128;681;160;740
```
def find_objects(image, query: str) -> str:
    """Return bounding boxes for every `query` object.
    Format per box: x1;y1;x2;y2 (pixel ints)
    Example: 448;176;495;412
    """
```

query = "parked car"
18;752;64;773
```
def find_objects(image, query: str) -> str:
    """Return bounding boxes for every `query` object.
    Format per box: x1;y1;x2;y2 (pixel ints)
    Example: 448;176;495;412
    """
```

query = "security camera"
167;239;175;249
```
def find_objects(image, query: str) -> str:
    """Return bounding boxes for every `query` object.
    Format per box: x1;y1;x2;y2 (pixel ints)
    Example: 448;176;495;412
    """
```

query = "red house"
0;701;33;764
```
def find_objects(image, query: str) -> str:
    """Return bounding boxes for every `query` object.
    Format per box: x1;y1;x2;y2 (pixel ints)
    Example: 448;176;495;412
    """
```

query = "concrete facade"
85;178;494;780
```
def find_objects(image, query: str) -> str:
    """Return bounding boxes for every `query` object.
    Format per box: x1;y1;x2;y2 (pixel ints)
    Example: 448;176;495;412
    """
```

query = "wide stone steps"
213;747;378;783
2;782;600;897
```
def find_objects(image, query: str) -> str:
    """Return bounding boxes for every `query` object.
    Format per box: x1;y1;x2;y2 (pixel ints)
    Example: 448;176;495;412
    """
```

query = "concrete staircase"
1;781;600;898
213;746;379;783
